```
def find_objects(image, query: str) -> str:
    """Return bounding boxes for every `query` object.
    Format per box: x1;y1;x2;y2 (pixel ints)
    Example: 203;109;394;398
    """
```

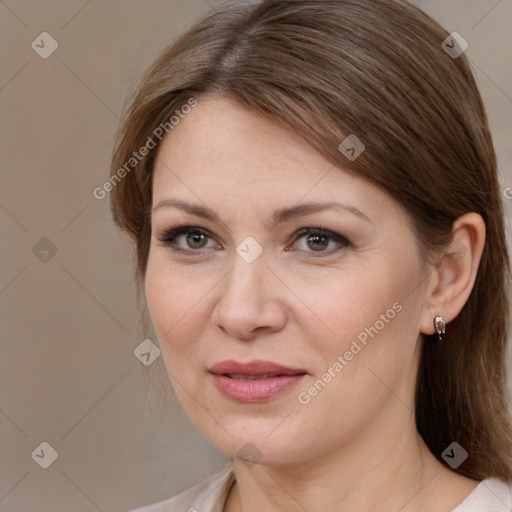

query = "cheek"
144;258;201;348
145;261;173;337
144;267;202;397
300;257;419;367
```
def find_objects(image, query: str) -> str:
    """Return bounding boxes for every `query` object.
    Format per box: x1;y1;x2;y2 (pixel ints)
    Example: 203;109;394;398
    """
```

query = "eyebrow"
151;198;373;228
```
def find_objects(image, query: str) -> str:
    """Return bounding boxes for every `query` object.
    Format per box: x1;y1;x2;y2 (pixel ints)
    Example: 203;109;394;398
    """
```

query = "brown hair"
109;0;512;481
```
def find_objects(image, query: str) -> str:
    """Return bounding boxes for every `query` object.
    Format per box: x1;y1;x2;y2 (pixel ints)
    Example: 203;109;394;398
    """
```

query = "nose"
212;253;287;341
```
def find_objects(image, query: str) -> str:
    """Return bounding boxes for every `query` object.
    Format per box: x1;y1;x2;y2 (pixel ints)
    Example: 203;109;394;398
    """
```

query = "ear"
420;212;486;336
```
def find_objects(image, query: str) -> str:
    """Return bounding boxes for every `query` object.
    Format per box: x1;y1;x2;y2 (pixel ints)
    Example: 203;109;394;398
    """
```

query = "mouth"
209;359;307;376
222;373;295;381
208;359;308;402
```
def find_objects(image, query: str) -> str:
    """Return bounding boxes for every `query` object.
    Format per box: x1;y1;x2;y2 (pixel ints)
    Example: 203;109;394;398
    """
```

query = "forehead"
151;96;407;227
154;96;325;181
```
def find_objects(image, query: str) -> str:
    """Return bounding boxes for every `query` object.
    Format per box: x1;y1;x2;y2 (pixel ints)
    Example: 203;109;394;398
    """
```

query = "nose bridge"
212;248;285;338
221;251;268;310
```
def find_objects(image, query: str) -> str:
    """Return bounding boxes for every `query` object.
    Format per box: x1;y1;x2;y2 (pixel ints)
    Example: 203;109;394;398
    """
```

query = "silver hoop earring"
434;316;446;342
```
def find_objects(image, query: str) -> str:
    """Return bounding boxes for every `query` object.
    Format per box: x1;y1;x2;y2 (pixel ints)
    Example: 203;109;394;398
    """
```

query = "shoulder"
451;477;512;511
127;464;235;512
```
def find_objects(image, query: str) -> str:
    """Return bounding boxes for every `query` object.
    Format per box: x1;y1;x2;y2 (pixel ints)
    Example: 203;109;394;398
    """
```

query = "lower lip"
211;373;306;402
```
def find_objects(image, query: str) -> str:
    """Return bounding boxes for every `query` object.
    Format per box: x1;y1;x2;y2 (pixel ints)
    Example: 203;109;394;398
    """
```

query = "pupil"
308;234;328;251
187;232;207;248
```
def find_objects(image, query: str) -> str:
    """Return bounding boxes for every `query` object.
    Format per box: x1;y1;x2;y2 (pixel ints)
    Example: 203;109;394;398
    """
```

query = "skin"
145;96;486;511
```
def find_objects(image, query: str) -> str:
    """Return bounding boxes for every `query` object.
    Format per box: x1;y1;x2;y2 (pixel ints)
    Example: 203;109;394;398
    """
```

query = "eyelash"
156;225;351;258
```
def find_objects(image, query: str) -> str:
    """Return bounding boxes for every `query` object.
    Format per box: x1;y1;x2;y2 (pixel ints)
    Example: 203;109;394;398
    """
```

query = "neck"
226;407;477;512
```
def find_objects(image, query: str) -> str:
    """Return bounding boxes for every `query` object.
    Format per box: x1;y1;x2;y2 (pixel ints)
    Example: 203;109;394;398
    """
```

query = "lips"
208;359;307;378
208;359;308;402
224;374;279;381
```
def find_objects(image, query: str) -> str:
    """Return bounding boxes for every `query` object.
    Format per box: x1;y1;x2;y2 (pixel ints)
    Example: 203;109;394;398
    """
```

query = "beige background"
1;1;511;511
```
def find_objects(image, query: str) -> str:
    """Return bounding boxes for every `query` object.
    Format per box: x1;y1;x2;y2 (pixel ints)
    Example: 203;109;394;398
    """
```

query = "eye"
157;226;219;254
156;225;350;257
289;227;350;256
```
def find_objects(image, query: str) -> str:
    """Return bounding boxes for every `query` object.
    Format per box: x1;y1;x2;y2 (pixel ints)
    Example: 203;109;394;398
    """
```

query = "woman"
110;0;512;510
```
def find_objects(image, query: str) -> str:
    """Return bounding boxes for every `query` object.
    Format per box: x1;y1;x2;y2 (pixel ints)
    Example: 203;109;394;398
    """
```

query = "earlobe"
420;212;486;336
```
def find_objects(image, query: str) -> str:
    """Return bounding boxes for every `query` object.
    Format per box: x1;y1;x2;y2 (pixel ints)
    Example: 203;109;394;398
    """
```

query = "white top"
128;464;512;512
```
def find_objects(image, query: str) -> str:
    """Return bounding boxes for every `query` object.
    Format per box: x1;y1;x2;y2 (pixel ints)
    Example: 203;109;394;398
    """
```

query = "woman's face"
145;96;432;465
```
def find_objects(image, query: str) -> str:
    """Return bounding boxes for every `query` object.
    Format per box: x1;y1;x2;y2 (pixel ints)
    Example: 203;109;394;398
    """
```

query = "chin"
193;417;314;467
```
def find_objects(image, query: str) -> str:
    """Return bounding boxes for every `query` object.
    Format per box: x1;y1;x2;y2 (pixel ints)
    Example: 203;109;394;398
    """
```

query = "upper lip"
208;359;308;377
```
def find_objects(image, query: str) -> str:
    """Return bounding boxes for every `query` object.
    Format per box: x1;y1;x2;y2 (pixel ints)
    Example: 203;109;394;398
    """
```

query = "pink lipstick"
208;359;307;402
